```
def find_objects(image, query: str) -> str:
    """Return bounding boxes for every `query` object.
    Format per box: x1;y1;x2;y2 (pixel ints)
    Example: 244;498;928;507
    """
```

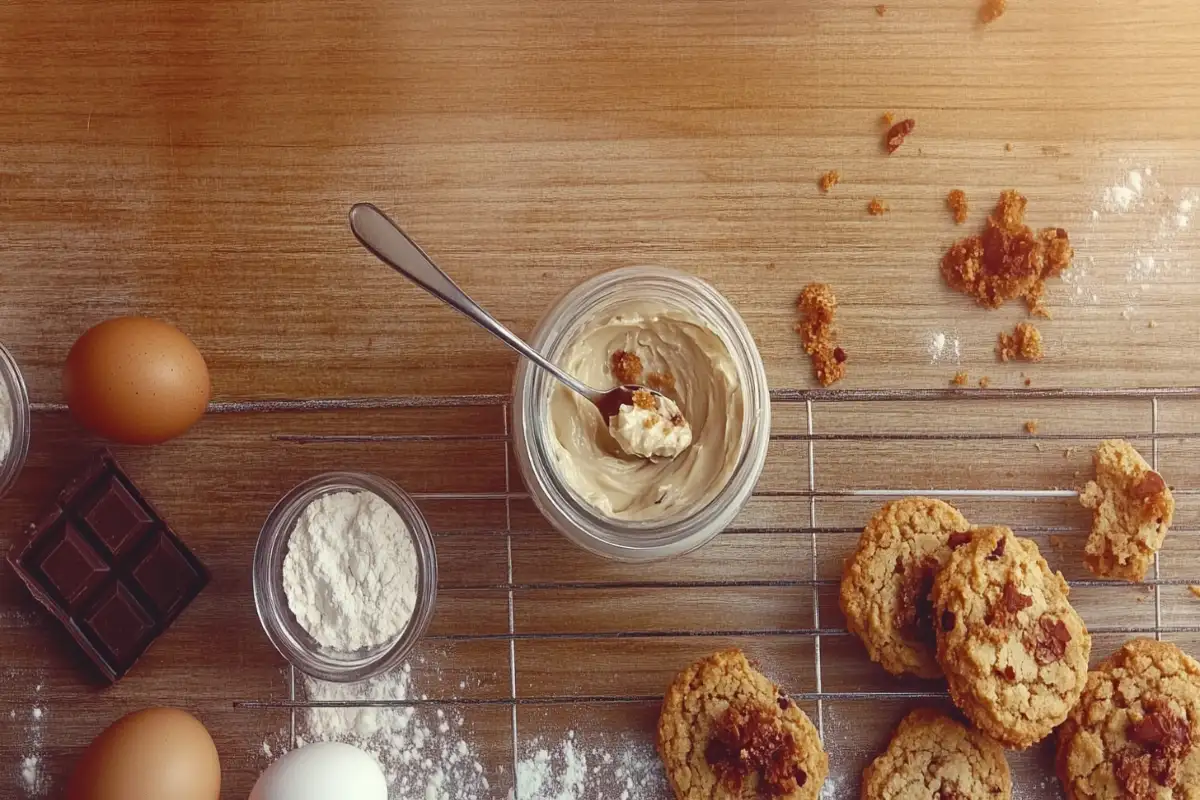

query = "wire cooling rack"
234;386;1200;799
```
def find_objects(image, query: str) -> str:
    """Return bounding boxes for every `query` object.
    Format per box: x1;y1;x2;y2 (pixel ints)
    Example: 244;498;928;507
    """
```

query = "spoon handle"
349;203;596;400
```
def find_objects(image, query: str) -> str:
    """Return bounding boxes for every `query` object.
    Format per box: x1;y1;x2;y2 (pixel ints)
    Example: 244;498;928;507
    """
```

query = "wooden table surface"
2;1;1199;798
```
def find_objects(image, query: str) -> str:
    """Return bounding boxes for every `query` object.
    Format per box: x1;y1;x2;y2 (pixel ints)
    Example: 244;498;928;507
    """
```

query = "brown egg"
64;317;211;445
66;707;221;800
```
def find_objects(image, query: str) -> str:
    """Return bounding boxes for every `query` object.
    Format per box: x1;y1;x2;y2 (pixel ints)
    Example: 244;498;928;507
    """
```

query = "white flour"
14;680;46;797
295;667;491;800
511;732;666;800
282;491;418;651
924;330;961;365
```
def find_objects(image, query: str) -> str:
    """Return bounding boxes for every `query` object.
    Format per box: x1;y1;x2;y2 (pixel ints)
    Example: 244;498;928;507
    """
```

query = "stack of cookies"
841;499;1092;750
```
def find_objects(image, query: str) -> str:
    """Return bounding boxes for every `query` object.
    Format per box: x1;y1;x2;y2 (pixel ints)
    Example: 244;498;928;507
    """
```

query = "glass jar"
253;472;439;682
0;342;31;500
512;266;771;562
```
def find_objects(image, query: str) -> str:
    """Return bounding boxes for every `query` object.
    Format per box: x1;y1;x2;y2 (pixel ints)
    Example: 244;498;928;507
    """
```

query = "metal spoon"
348;202;665;424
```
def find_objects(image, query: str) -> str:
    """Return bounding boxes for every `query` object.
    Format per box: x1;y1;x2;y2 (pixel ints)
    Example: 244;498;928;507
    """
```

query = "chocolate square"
82;581;156;666
131;530;202;617
36;522;110;611
6;450;209;682
80;478;153;557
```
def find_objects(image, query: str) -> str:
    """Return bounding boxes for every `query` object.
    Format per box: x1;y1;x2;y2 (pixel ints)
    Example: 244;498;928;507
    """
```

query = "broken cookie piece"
940;191;1073;316
1079;440;1174;582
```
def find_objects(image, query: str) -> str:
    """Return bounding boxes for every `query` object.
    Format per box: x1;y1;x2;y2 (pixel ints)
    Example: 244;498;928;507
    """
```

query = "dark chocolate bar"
7;450;209;682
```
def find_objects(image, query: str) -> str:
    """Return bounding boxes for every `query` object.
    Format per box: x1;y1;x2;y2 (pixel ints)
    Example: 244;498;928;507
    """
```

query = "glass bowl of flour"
0;342;31;500
253;471;438;682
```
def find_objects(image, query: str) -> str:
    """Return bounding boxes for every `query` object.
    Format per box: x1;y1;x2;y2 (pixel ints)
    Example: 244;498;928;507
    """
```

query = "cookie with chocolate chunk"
933;527;1091;749
862;708;1012;799
1079;439;1174;582
1057;639;1200;799
840;498;973;678
657;648;828;799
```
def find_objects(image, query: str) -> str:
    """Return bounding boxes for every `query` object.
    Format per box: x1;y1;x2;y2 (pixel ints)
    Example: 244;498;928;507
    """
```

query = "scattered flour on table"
293;666;491;800
282;490;419;651
924;330;961;365
1073;165;1196;316
511;731;666;800
13;678;46;797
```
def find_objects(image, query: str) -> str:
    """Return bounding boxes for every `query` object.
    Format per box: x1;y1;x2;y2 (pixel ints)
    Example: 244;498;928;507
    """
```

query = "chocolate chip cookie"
840;498;973;678
657;648;828;799
932;526;1091;749
1079;439;1175;582
1057;639;1200;800
862;708;1012;799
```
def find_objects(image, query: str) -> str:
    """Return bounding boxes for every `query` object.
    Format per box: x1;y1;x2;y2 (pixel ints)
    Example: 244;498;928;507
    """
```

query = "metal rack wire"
230;386;1200;798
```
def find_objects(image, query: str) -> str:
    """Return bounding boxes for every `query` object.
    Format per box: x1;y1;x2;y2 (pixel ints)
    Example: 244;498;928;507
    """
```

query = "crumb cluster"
1025;420;1039;435
647;371;675;394
610;349;643;384
819;170;840;193
868;198;889;216
947;189;969;224
796;283;847;387
940;190;1073;316
997;322;1045;362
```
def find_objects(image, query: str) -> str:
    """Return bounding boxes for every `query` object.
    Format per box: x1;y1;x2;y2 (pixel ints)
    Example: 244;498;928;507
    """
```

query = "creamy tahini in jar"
548;302;745;521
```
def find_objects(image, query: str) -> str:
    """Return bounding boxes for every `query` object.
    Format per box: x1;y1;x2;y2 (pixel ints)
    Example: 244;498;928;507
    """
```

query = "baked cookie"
932;526;1091;749
862;708;1012;799
840;498;973;678
1058;639;1200;799
658;648;828;799
1079;439;1174;582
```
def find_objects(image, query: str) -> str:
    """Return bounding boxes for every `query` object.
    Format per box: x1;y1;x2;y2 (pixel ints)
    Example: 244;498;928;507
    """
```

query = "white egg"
249;742;387;800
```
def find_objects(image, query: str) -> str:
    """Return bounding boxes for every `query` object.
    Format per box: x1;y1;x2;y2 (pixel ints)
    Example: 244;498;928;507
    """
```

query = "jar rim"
252;471;439;682
0;342;31;501
512;266;771;562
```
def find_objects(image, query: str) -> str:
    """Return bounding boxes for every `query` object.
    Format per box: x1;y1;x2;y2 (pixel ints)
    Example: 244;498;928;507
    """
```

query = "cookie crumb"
947;189;969;224
875;3;887;15
1025;420;1039;435
1005;142;1014;152
647;371;676;393
979;376;991;388
1189;585;1200;599
980;0;1006;23
818;170;840;193
796;283;847;386
868;198;889;216
1024;377;1032;387
941;190;1073;315
632;389;657;410
951;371;969;387
881;111;895;127
610;349;643;384
1149;320;1158;329
997;322;1045;362
885;118;916;153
